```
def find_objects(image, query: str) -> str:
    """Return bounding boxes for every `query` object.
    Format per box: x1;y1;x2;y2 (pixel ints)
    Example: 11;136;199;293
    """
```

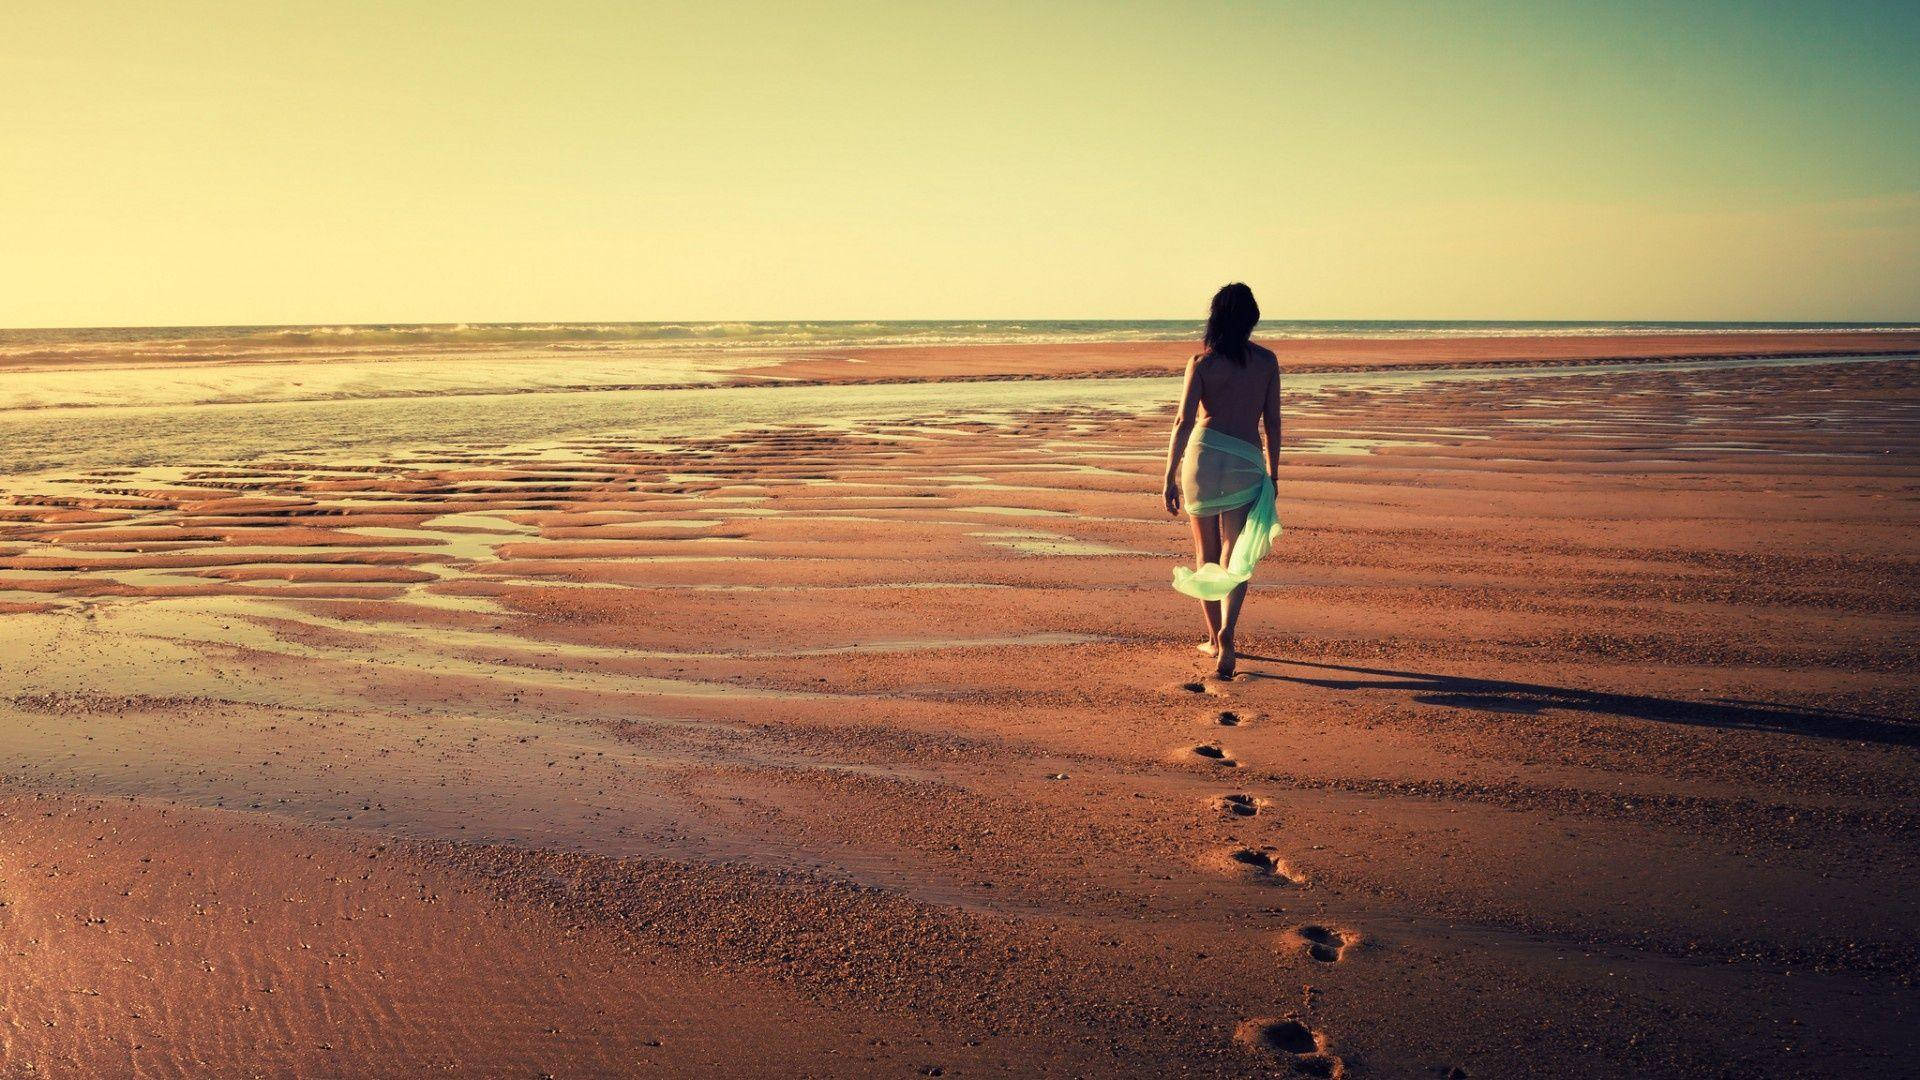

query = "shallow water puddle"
1291;436;1438;455
15;598;835;704
966;529;1148;556
952;505;1072;517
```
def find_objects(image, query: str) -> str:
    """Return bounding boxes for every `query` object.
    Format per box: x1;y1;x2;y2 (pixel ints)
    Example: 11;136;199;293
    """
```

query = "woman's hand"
1163;357;1201;518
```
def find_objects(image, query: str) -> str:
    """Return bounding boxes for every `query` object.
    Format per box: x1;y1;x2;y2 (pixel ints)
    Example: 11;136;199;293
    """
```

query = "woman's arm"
1163;356;1203;515
1262;352;1282;476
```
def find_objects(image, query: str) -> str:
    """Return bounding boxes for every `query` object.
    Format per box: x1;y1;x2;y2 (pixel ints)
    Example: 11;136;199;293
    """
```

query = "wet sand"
2;339;1916;1077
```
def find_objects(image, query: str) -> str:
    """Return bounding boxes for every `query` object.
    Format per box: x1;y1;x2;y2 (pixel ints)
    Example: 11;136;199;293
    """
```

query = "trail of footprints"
1177;683;1353;1076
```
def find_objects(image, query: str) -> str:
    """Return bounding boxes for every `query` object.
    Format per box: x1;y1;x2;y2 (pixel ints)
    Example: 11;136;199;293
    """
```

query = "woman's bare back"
1190;345;1278;444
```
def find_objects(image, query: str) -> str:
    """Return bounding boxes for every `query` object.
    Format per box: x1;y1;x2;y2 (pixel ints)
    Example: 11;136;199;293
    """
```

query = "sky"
3;0;1917;327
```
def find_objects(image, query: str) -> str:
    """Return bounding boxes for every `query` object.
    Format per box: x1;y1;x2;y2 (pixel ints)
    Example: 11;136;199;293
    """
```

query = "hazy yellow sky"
4;0;1917;326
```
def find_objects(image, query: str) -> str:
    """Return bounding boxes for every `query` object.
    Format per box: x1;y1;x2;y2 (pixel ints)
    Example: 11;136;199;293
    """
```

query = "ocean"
2;319;1917;363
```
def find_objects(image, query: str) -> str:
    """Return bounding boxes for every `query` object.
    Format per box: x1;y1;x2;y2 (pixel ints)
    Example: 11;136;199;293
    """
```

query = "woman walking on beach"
1162;283;1283;678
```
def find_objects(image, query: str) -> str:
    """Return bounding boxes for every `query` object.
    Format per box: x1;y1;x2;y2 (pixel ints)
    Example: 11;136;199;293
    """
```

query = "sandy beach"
2;334;1916;1077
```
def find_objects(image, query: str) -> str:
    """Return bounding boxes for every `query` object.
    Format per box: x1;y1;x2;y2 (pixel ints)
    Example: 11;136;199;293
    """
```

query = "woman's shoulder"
1189;345;1276;368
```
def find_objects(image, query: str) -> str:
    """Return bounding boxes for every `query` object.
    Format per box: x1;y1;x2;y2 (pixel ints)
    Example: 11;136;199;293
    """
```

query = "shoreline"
3;328;1917;376
1;352;1906;479
0;331;1912;420
1;348;1911;414
745;330;1920;385
737;344;1920;387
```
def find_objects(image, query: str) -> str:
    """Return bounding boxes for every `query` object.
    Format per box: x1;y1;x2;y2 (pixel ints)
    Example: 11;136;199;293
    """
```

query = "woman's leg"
1188;512;1223;653
1213;503;1254;677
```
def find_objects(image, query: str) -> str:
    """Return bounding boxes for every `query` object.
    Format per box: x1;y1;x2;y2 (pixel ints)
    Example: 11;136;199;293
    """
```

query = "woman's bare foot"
1196;638;1220;657
1214;639;1237;679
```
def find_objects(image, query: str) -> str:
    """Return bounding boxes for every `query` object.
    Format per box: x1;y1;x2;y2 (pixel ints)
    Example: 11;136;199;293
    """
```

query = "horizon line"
6;316;1920;334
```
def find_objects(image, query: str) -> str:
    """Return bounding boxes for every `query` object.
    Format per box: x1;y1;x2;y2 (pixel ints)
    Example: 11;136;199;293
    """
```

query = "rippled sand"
2;343;1916;1077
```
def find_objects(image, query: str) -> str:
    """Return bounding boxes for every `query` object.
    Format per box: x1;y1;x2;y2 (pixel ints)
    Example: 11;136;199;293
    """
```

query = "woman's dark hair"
1203;282;1260;364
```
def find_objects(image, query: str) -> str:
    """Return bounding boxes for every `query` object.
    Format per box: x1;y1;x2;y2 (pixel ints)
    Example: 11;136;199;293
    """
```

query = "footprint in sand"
1234;1017;1344;1077
1176;681;1217;696
1211;847;1306;885
1283;924;1359;963
1214;710;1248;726
1215;793;1263;817
1190;743;1239;768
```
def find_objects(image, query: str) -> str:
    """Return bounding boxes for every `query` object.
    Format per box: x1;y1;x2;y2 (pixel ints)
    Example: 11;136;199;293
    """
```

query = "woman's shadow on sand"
1233;657;1918;747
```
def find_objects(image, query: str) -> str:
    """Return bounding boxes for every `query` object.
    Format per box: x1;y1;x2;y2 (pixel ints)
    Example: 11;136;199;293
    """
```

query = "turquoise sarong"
1172;428;1282;601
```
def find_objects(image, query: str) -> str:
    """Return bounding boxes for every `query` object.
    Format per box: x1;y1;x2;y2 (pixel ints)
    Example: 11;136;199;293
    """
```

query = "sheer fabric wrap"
1172;428;1282;601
